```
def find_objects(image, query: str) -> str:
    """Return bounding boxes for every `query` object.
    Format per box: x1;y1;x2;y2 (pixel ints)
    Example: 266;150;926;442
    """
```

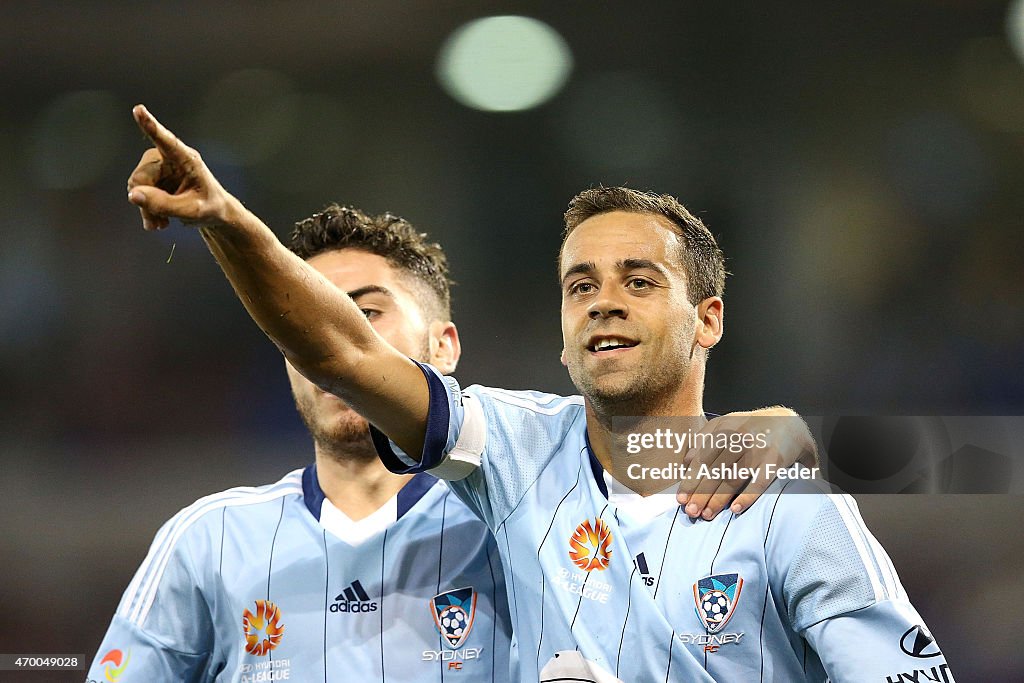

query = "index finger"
132;104;191;161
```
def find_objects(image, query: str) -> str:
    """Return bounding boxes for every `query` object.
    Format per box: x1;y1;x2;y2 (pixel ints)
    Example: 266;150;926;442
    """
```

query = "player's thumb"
128;186;190;218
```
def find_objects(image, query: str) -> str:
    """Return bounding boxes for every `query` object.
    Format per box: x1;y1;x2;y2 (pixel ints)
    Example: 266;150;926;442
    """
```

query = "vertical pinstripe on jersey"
663;627;676;682
653;507;681;600
486;537;498;683
533;451;586;672
321;529;329;683
436;490;449;683
267;497;286;598
380;526;388;680
267;497;287;666
652;505;684;678
499;525;519;648
615;563;639;678
704;511;736;671
219;507;226;575
758;483;791;682
122;474;303;627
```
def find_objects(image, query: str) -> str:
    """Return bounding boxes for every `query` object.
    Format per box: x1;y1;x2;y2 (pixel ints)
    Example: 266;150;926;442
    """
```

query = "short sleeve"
371;362;475;477
371;364;586;530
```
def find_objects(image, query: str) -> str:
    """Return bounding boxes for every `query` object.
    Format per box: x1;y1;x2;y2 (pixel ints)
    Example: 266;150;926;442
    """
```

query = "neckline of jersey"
301;464;437;523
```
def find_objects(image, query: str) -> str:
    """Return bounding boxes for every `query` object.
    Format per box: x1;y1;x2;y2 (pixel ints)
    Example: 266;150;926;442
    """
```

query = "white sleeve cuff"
430;393;486;480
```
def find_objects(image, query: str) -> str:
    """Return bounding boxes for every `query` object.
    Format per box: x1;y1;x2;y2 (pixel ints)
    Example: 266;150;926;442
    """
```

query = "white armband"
430;393;486;480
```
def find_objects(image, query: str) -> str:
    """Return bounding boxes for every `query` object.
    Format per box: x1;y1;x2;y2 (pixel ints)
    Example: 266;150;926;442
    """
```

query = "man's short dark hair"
289;204;452;320
562;187;726;304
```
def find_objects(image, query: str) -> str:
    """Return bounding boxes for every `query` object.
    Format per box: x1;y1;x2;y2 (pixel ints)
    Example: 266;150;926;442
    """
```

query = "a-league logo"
242;600;285;656
98;648;130;682
693;573;744;634
569;518;613;571
430;586;477;649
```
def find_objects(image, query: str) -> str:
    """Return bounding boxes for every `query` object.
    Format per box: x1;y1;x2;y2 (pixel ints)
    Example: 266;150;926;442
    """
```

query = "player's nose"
587;292;628;320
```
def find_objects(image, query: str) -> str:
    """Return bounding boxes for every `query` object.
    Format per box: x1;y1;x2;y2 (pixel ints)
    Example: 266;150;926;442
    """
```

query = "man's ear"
560;347;567;367
429;320;462;374
695;297;724;350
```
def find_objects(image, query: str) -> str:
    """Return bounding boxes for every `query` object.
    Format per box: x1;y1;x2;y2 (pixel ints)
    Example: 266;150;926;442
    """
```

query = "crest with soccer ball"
693;573;744;634
430;586;477;649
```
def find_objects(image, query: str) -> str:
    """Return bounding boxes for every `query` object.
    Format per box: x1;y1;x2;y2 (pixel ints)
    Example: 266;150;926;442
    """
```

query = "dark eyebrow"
560;261;596;287
619;258;669;278
346;285;395;301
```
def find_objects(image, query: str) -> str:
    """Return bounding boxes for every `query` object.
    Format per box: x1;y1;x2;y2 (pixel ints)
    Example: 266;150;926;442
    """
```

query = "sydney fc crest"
431;587;477;649
693;573;744;634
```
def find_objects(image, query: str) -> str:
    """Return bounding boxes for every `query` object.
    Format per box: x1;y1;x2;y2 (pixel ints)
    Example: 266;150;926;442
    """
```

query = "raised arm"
126;105;428;456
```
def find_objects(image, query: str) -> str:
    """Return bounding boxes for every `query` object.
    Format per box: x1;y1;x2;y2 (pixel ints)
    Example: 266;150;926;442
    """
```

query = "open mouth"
587;337;639;353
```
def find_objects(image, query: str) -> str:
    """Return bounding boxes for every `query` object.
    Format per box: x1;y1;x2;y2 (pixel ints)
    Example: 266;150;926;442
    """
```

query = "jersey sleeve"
371;361;584;529
370;361;479;479
768;491;955;682
87;515;215;681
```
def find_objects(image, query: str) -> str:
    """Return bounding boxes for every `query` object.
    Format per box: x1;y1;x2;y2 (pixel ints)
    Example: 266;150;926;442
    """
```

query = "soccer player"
374;198;956;682
87;207;513;681
122;106;945;682
101;109;815;683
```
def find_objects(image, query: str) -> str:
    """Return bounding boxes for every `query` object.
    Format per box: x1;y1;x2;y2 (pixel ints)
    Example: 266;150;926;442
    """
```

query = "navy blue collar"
301;464;437;521
584;430;609;498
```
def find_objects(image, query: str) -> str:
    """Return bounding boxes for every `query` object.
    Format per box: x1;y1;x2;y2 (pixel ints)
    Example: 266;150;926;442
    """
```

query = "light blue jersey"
87;465;512;682
374;364;955;683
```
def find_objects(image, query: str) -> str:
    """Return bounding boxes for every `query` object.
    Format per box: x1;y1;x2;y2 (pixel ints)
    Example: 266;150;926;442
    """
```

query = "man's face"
286;248;436;449
559;211;710;411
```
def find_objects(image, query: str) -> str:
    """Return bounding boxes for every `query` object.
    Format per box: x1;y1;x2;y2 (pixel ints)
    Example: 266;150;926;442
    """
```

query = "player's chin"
581;372;646;405
308;403;365;431
333;409;369;430
316;420;373;448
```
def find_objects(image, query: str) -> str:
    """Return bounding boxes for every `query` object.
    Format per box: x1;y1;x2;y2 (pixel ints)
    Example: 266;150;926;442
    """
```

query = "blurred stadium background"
1;1;1022;679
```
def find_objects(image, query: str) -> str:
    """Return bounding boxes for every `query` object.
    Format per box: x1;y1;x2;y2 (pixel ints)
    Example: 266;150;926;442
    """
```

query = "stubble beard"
293;392;379;463
568;348;693;427
291;332;433;463
577;367;682;426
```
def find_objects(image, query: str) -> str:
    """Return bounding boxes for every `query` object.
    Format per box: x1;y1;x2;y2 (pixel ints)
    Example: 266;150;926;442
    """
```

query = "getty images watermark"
622;426;820;486
607;416;1022;496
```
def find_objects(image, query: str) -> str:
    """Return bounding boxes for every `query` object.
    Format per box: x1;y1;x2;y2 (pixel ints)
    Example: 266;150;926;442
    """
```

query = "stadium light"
436;15;573;112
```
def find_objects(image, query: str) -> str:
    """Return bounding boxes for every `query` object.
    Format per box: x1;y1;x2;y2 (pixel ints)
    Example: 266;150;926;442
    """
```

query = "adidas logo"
330;580;378;613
